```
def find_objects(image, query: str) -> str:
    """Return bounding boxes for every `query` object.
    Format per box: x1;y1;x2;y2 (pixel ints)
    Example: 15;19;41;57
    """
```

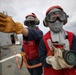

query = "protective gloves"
0;12;23;34
46;49;62;70
46;55;62;70
55;48;74;69
46;48;74;70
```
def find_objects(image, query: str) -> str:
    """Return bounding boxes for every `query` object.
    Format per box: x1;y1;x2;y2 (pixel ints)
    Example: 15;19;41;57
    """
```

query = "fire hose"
46;39;76;70
14;51;42;69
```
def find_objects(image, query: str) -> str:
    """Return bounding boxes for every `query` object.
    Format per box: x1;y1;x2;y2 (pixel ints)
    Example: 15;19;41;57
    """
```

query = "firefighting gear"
46;6;63;15
63;50;76;65
46;48;74;70
14;51;42;69
42;5;76;74
13;51;23;69
21;51;26;58
43;5;68;27
25;20;36;28
24;13;40;26
56;48;74;69
46;39;74;69
23;57;42;69
48;20;63;33
46;11;68;23
23;39;39;60
46;55;62;70
0;12;23;34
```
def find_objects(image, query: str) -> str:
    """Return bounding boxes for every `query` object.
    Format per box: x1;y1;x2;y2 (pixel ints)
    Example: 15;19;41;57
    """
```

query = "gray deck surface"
0;45;30;75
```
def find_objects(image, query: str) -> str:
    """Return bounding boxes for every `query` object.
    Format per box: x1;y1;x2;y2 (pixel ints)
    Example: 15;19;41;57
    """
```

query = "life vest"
23;27;39;60
23;40;38;60
43;31;76;75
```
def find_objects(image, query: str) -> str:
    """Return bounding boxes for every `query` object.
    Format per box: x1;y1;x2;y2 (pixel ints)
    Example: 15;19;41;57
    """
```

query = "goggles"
46;11;68;23
25;21;36;26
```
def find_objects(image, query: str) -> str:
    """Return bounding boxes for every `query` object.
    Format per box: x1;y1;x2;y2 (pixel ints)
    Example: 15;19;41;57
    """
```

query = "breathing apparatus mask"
47;10;68;33
24;13;40;28
43;6;69;33
24;16;36;28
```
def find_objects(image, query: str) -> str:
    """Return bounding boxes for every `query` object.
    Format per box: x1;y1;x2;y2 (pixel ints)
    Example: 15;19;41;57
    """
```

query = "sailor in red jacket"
38;5;76;75
22;13;42;75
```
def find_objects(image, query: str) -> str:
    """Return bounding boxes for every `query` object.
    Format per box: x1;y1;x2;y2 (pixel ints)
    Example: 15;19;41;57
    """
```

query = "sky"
0;0;76;37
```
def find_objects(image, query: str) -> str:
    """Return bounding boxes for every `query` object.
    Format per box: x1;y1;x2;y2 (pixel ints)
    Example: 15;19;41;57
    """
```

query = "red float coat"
23;27;39;60
43;31;76;75
23;40;39;60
